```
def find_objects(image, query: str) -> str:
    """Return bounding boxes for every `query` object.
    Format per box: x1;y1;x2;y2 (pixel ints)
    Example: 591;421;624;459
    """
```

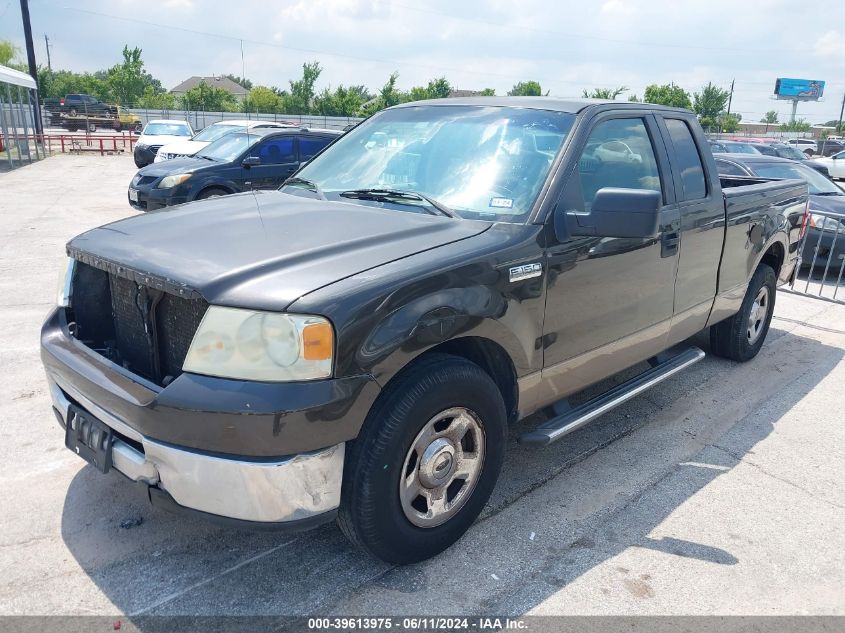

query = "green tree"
313;84;370;116
781;118;812;133
0;39;20;66
137;86;175;110
582;86;628;100
719;113;741;133
286;61;322;114
107;46;147;106
693;82;730;130
642;83;691;108
179;80;237;111
761;110;779;124
362;72;404;115
408;77;453;102
628;94;641;102
224;74;253;91
244;86;284;113
479;88;496;96
508;81;542;96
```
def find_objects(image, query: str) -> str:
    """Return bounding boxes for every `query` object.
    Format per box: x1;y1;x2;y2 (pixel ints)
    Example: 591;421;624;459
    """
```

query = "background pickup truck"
42;98;808;565
43;94;118;117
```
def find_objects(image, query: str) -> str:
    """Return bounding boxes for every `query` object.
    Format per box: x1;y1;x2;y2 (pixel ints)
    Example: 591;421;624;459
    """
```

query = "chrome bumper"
48;374;344;524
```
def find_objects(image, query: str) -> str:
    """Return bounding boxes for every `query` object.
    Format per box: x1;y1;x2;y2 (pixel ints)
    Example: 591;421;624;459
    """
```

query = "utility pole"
19;0;44;137
726;78;735;116
44;34;51;71
838;91;845;136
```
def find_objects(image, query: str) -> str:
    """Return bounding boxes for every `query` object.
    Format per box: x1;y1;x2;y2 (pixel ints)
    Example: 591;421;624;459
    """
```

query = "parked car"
154;119;296;162
785;138;818;156
44;99;807;564
43;94;117;117
129;128;340;210
743;143;830;174
814;150;845;179
816;138;845;157
133;120;194;168
709;140;761;154
713;154;844;268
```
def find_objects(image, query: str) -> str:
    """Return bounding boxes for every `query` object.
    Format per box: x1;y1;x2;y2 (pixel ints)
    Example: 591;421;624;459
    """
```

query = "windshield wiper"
194;154;215;161
284;176;327;200
814;191;844;196
339;188;456;218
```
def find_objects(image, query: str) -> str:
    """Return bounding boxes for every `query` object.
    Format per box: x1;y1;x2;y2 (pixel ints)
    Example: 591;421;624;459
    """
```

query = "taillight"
59;98;64;106
799;200;810;238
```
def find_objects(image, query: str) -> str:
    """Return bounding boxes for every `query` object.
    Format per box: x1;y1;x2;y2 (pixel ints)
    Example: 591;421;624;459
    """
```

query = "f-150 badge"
509;263;542;282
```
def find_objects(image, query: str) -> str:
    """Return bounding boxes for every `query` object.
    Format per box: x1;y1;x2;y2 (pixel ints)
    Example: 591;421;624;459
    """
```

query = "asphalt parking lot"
1;153;844;617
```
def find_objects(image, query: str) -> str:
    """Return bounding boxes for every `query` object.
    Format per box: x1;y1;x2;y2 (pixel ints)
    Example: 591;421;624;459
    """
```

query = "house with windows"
170;76;248;100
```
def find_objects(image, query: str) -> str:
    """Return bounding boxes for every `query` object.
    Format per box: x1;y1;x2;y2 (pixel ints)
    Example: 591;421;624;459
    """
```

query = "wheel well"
419;337;519;423
196;185;232;199
760;242;784;277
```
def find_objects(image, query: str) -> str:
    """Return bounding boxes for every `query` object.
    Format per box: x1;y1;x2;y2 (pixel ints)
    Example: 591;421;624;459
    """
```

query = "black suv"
128;128;341;211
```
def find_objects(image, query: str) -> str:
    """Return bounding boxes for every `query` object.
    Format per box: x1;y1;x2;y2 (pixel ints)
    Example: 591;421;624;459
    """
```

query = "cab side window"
665;119;707;200
578;118;662;210
299;136;333;161
253;137;295;164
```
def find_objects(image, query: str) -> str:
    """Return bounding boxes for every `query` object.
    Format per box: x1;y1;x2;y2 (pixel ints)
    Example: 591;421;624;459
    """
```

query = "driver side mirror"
555;188;661;241
242;156;261;167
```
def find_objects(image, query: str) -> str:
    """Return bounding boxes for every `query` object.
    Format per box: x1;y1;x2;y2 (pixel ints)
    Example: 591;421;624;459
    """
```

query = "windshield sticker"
490;197;513;209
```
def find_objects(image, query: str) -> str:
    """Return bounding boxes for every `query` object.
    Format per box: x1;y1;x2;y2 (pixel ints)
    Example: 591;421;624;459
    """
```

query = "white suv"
785;138;818;156
154;120;296;162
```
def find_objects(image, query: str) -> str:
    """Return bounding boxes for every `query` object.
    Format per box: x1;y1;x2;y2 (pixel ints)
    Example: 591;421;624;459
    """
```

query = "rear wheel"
710;264;776;362
337;353;506;564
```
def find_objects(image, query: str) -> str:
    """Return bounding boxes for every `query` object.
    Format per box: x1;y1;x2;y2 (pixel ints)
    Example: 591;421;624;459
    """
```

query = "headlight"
57;257;75;307
183;307;334;381
809;213;845;232
158;173;192;188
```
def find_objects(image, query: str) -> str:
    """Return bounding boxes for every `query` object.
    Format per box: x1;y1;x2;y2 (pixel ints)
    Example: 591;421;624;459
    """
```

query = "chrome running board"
519;347;705;447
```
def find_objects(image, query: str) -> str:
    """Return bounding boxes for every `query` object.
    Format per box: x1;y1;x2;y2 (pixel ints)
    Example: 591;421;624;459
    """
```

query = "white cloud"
814;30;845;58
601;0;635;15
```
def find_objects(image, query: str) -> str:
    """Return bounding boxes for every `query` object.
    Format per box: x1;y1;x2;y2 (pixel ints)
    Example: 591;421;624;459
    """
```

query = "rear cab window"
664;119;707;200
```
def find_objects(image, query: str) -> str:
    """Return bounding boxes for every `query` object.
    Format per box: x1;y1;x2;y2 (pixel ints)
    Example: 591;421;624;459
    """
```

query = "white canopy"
0;64;37;90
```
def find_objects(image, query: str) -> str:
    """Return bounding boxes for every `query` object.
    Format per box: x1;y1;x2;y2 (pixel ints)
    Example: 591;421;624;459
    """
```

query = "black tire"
68;107;78;117
337;353;507;564
88;122;96;132
710;264;776;362
196;187;229;200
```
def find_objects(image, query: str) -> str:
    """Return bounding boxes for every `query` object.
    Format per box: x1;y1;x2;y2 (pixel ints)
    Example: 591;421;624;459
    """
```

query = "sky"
1;0;844;124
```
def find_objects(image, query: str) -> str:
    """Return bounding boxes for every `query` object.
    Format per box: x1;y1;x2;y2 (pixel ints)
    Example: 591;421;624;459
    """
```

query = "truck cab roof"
390;96;694;115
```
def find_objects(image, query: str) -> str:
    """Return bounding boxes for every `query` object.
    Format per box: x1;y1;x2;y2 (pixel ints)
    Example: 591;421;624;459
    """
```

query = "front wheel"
710;264;776;362
337;353;506;564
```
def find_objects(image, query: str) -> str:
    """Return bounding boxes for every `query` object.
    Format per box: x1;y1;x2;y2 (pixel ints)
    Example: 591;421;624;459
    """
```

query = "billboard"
774;78;825;101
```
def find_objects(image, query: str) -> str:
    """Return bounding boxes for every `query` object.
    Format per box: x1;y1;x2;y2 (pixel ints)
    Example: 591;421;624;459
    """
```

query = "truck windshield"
751;161;843;195
294;105;576;221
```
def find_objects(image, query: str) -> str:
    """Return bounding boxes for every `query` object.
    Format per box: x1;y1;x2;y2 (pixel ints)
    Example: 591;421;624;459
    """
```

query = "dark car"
128;128;340;211
709;139;761;154
737;142;831;176
817;138;845;157
714;154;845;268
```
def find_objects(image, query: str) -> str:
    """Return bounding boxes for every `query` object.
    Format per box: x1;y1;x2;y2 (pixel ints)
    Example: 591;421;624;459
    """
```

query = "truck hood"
68;191;492;311
809;193;845;215
137;134;193;147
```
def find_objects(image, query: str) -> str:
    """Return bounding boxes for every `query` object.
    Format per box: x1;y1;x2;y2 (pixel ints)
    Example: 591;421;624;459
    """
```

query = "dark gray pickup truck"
42;98;808;563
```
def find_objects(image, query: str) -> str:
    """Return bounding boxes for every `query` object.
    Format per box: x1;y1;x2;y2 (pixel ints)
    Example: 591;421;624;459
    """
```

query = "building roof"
0;64;36;90
170;76;248;96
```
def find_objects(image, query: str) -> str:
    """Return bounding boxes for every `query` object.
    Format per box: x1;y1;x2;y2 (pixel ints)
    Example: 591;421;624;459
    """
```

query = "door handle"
661;230;679;258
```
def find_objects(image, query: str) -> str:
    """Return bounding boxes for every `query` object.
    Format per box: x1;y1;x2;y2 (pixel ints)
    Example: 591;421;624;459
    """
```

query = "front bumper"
133;145;157;167
49;376;344;524
41;307;380;525
802;228;845;270
128;184;187;211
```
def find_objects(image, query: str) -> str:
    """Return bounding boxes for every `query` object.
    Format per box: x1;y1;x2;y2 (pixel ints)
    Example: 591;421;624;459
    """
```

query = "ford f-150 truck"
42;98;808;564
